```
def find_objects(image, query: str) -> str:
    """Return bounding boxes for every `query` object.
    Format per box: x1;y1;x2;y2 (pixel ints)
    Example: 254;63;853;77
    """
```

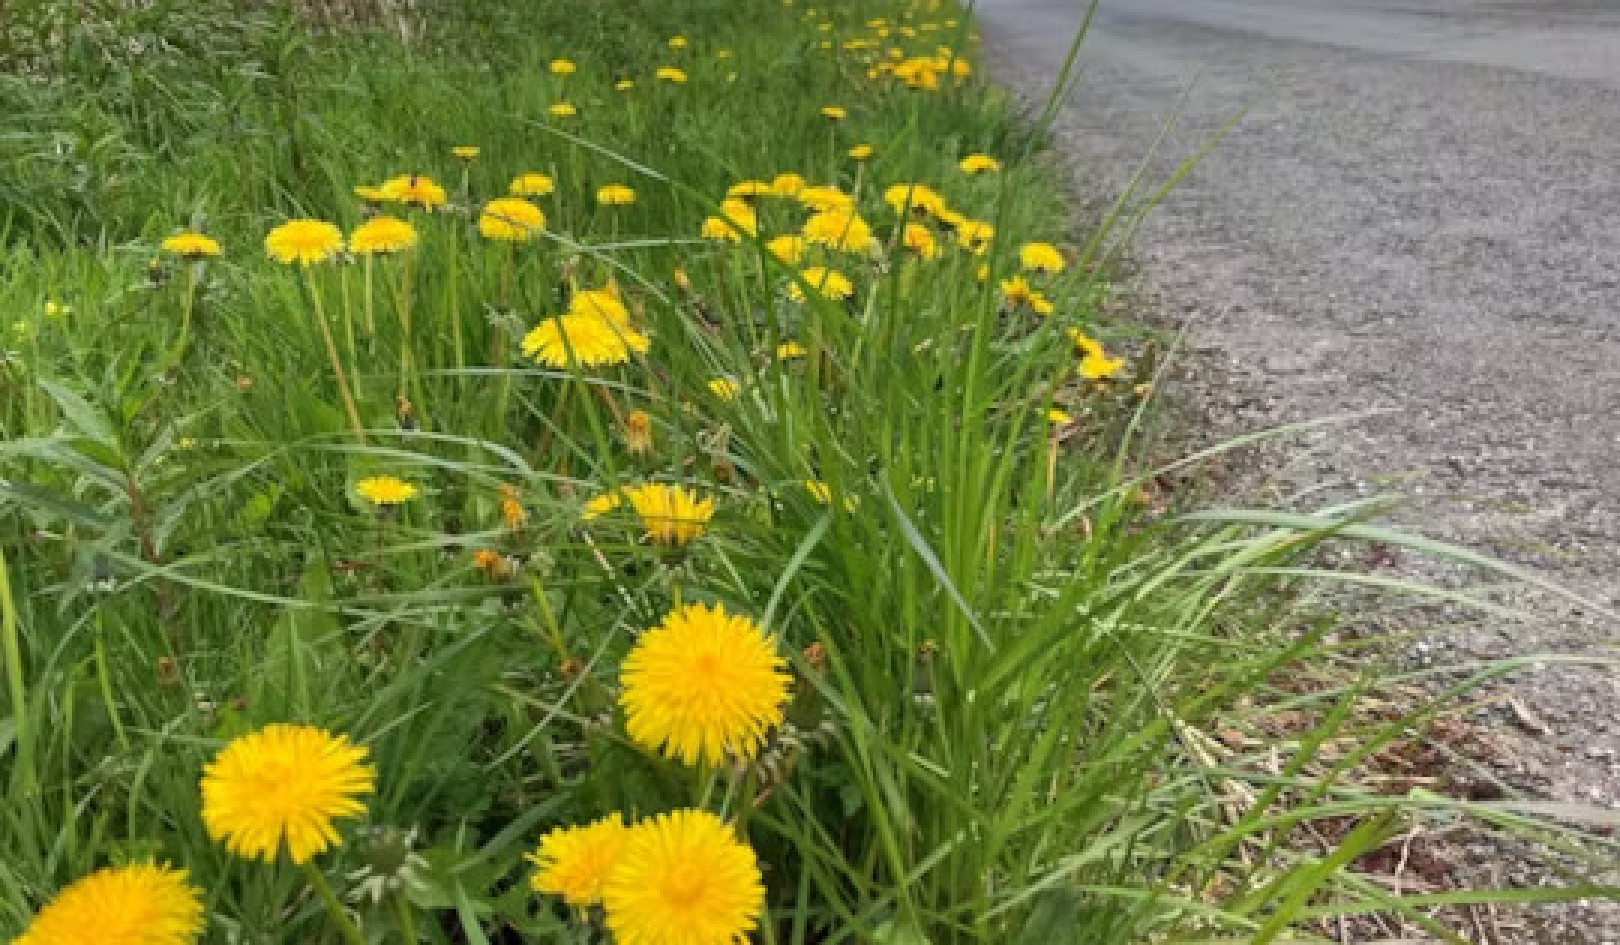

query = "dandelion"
379;174;447;209
820;105;847;121
451;146;479;160
958;153;1001;174
348;216;417;256
597;184;637;206
521;313;649;368
616;79;636;91
847;143;875;161
44;300;71;319
549;58;577;75
264;220;343;266
726;180;772;199
624;409;654;455
1000;276;1054;316
620;602;790;766
582;491;624;520
797;185;854;213
621;482;714;546
655;67;688;83
1068;328;1124;379
548;102;578;118
500;483;527;529
602;810;764;945
161;232;221;260
769;173;806;197
13;862;204;945
708;378;740;401
954;218;995;254
1019;241;1066;273
528;814;630;909
883;182;947;218
700;200;757;241
1047;408;1073;425
356;475;418;506
766;235;807;264
200;723;375;864
787;267;853;302
668;35;689;49
569;287;632;325
803;480;833;504
472;549;513;579
901;222;940;259
775;341;807;360
478;197;546;241
802;209;874;253
354;184;388;202
510;173;556;197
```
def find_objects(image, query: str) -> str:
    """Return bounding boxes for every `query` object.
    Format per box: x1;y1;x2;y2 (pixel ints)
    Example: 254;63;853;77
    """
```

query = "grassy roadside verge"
3;0;1614;942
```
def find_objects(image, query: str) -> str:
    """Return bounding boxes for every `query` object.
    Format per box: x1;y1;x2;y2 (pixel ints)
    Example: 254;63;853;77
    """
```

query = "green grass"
2;0;1616;942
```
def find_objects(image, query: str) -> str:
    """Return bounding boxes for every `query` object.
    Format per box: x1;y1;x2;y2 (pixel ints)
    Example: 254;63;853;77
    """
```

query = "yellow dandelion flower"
354;184;388;202
673;267;693;292
528;814;629;908
765;235;806;264
582;491;624;520
796;184;855;213
787;266;853;302
954;218;995;254
161;232;221;260
549;58;577;76
847;143;875;161
356;475;417;506
655;67;688;83
820;105;847;121
521;313;648;369
510;173;556;197
1067;328;1124;379
500;483;527;530
264;219;343;266
200;723;374;864
348;216;417;256
478;197;546;241
769;173;806;197
624;409;654;455
619;602;789;766
775;340;807;360
616;79;636;91
668;35;689;49
597;184;637;206
883;182;947;217
803;479;833;504
901;222;940;259
452;146;480;160
999;276;1054;316
379;174;447;209
1047;408;1073;425
708;378;740;401
1019;241;1066;273
569;286;631;325
14;862;203;945
726;180;772;199
958;153;1001;174
602;810;764;945
548;102;578;118
802;209;874;253
43;300;70;319
700;199;757;242
621;482;714;546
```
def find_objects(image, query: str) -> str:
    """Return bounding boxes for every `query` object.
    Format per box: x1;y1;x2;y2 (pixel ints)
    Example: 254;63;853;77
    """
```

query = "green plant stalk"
0;545;32;795
307;275;368;443
394;887;419;943
302;861;366;945
93;610;128;750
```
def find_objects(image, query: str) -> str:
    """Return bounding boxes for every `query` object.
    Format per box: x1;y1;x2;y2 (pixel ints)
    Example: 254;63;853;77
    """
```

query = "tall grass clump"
2;0;1614;942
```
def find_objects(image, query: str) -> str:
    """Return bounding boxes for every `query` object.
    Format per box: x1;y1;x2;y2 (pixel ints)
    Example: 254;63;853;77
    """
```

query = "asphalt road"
978;0;1619;934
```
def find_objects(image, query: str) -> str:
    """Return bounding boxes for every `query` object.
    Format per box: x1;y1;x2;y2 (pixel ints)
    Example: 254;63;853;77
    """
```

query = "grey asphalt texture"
978;0;1618;938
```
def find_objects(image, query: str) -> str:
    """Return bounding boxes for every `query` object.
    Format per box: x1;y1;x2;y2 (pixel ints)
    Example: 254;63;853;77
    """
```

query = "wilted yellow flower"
603;810;764;945
500;483;527;530
200;723;375;863
958;153;1001;174
621;482;714;545
14;863;203;945
549;58;576;75
452;146;480;160
528;814;629;908
619;602;789;766
655;67;688;83
349;216;417;256
596;184;637;206
708;377;740;401
624;409;654;455
379;174;447;209
478;197;546;241
356;475;418;505
820;105;847;121
472;548;513;579
765;235;807;264
787;266;853;302
901;222;940;259
1019;241;1066;273
883;182;947;217
264;220;343;266
802;209;874;253
548;102;578;118
161;231;221;260
847;143;875;161
510;173;555;197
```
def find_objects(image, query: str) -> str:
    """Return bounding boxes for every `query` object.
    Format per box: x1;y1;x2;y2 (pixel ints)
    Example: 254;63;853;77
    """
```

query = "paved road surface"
978;0;1618;936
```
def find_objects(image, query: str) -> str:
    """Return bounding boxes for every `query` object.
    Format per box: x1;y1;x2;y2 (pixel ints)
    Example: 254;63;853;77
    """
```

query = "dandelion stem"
393;887;419;943
307;276;368;444
303;861;366;945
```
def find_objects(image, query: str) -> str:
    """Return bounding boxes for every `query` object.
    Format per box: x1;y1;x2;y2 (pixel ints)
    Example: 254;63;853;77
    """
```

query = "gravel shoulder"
979;0;1619;938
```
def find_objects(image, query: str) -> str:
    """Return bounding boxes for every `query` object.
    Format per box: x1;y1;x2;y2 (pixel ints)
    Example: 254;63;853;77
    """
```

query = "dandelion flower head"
510;173;556;197
264;220;343;266
13;862;203;945
379;174;447;209
161;232;221;260
349;216;418;256
356;475;418;506
479;197;546;241
597;184;637;206
621;482;714;546
527;814;629;908
602;810;764;945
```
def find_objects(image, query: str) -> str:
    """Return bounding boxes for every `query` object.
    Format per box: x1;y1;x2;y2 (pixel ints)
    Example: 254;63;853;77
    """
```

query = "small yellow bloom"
356;475;418;506
1000;275;1054;315
775;340;807;360
549;58;576;75
349;216;417;256
766;235;807;264
1020;241;1066;273
655;66;688;83
548;101;578;118
624;409;654;455
510;173;555;197
14;863;203;945
820;105;847;121
452;146;480;160
708;377;740;401
901;222;940;259
161;231;221;260
883;182;948;218
668;35;689;49
621;482;714;545
528;814;630;908
796;184;855;213
847;143;875;161
582;491;624;520
958;153;1002;174
264;219;343;266
1047;408;1073;425
616;78;636;91
1068;328;1124;379
379;174;447;209
700;199;757;241
954;218;996;254
802;209;875;254
500;482;527;530
769;173;806;197
596;184;637;206
478;197;546;241
787;266;853;302
43;300;71;319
